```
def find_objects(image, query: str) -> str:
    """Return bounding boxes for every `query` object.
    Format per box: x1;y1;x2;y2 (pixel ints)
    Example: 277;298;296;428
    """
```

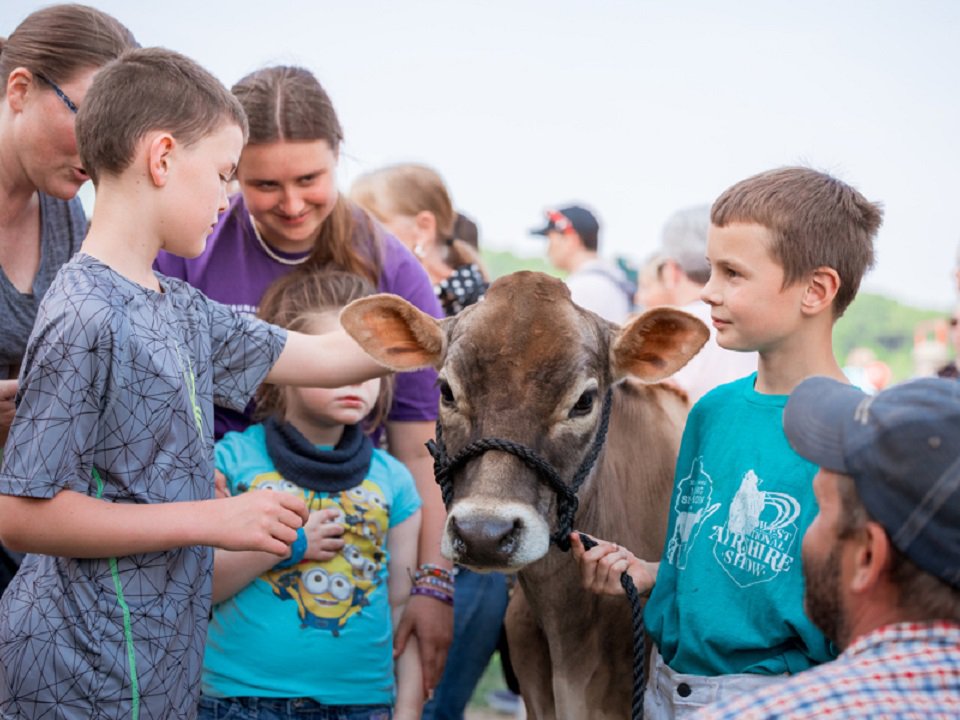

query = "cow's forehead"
444;272;611;392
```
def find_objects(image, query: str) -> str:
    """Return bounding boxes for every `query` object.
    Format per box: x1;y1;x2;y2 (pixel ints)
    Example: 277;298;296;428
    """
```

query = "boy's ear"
801;266;841;316
147;133;176;188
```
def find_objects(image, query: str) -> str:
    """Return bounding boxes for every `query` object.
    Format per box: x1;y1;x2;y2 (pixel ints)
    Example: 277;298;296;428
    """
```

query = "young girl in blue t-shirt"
199;271;424;720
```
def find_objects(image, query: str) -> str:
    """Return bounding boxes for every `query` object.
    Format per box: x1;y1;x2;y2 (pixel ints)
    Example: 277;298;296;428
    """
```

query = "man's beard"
802;542;849;649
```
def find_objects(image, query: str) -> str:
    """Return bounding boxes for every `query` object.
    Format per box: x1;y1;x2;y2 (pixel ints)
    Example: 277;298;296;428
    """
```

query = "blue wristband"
274;527;307;569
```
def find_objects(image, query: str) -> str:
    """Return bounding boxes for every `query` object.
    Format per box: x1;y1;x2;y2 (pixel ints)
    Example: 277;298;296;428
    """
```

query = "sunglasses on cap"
546;210;575;234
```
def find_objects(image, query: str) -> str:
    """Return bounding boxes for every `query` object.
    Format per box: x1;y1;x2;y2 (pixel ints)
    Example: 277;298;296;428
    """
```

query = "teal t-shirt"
202;424;421;704
643;374;835;676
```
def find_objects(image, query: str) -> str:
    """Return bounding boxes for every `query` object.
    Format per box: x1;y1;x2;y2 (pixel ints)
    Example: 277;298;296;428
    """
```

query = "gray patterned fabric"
0;193;86;380
0;254;286;718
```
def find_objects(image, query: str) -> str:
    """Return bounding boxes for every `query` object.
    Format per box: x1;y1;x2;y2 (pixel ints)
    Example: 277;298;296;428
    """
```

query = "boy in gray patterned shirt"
0;48;392;719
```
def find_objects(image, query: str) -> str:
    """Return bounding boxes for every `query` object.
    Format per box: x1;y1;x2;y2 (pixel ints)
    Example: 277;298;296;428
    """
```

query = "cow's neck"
518;382;681;609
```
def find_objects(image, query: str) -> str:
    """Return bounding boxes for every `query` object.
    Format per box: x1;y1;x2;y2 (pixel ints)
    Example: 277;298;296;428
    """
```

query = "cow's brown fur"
341;271;707;720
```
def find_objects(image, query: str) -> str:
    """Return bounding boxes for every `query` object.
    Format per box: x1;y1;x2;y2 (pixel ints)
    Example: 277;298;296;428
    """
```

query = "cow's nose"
449;514;523;565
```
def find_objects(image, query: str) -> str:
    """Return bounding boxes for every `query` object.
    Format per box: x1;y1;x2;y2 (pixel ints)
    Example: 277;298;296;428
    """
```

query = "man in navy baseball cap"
529;205;632;323
698;375;960;720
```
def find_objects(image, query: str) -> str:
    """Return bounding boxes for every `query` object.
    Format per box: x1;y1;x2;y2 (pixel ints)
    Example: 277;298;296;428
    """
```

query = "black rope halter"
425;386;647;719
426;388;613;551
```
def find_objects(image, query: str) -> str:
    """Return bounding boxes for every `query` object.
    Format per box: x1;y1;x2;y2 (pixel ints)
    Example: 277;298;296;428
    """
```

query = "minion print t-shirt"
203;423;421;705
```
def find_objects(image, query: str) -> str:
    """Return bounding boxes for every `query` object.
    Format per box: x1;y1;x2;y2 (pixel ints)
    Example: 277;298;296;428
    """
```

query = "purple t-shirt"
155;194;441;439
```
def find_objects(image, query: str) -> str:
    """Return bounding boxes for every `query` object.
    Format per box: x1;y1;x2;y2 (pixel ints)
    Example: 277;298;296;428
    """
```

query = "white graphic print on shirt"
710;470;801;587
666;457;721;570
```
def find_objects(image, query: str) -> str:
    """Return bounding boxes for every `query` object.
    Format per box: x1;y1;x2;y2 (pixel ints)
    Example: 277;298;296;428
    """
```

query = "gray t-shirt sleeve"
0;296;112;498
205;295;287;412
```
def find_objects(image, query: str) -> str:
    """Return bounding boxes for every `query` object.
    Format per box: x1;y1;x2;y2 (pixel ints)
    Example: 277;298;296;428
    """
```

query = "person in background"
530;204;632;324
697;375;960;719
350;163;488;317
636;205;757;404
351;163;509;720
201;270;423;720
937;305;960;378
0;1;137;592
452;212;479;250
154;65;453;694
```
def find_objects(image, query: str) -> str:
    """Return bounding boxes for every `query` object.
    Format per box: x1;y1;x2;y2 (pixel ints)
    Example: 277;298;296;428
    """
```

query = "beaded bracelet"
274;527;307;569
415;575;455;593
414;563;454;583
411;585;454;606
417;563;453;581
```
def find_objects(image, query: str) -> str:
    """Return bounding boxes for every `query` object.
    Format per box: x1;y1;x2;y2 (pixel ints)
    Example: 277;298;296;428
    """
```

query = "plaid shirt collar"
843;620;960;658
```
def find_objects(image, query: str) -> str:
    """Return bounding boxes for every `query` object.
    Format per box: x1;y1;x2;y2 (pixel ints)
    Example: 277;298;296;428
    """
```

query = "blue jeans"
197;695;392;720
421;569;510;720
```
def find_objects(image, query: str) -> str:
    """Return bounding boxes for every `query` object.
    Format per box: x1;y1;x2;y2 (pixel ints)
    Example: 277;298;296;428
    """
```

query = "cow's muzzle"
441;499;553;569
426;388;614;554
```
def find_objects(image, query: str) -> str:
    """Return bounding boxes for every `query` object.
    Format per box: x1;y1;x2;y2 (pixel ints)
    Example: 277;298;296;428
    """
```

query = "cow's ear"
612;307;709;381
340;294;445;371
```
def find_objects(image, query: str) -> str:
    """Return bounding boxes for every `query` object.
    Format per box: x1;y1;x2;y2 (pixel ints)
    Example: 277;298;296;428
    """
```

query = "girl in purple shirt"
155;65;451;696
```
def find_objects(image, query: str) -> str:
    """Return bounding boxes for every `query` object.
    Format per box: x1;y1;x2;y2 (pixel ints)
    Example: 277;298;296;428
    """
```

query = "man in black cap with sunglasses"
531;205;633;323
697;376;960;719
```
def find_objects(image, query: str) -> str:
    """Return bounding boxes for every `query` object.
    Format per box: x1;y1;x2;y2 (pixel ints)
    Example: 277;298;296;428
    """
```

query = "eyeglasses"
35;73;78;114
546;210;574;234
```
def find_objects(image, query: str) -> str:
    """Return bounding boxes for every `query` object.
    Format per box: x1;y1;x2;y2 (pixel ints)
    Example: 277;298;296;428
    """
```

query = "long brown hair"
255;270;394;430
1;4;137;85
230;65;382;285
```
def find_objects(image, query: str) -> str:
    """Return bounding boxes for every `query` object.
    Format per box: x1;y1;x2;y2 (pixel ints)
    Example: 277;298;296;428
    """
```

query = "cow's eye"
439;379;456;406
569;389;597;418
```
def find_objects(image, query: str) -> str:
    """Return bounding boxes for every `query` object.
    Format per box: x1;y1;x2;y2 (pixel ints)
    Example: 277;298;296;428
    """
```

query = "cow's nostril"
499;519;523;554
450;514;524;564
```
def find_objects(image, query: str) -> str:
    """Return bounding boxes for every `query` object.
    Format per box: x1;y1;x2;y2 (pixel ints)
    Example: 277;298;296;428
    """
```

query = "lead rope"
425;388;645;719
578;532;645;720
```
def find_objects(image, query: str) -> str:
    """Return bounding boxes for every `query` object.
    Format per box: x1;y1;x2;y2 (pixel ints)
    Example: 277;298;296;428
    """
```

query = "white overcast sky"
6;0;960;310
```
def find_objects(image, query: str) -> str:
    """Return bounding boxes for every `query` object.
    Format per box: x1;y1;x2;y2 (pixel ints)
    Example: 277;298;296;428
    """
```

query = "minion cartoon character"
339;480;389;545
272;555;367;636
239;471;303;497
343;543;383;592
339;481;386;522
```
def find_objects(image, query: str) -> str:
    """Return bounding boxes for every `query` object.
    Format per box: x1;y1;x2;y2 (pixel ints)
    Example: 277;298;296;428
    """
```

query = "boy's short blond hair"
76;47;248;185
711;167;882;317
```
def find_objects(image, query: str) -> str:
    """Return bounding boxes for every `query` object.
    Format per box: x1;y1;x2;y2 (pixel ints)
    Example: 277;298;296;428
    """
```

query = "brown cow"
341;271;707;720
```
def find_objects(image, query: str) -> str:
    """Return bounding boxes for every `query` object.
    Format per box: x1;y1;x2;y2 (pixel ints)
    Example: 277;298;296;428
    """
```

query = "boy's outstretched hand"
570;532;658;597
212;491;309;556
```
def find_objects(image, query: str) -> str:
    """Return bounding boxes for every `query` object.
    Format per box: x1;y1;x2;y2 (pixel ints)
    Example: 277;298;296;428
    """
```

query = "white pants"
644;648;785;719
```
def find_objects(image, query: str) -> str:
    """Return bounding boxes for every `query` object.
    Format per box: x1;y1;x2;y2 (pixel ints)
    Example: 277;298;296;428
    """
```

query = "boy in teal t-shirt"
573;167;883;717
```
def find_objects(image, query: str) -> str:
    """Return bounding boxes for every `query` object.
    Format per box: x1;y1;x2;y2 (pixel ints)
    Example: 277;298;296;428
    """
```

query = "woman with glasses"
0;4;136;587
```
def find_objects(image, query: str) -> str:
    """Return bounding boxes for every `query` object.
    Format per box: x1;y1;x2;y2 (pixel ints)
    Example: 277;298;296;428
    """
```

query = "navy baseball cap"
784;376;960;588
530;206;600;249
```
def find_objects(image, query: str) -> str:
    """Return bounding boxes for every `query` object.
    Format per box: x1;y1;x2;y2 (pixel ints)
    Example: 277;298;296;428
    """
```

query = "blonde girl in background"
350;163;488;317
